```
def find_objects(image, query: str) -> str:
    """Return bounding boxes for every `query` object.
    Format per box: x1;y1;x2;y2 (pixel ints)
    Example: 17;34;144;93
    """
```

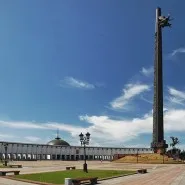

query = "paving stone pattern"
0;161;185;185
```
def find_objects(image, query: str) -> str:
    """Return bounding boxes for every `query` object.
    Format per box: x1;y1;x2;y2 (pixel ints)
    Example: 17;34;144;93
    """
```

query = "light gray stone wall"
0;141;153;160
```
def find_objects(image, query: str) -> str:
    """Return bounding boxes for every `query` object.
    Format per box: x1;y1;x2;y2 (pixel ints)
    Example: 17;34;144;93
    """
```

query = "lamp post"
4;143;8;166
79;132;90;173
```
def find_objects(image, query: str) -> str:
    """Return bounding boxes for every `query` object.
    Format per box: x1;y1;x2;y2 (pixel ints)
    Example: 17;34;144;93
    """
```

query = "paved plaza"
0;161;185;184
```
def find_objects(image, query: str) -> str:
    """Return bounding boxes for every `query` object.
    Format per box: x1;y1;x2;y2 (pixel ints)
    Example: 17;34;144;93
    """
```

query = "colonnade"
0;141;153;161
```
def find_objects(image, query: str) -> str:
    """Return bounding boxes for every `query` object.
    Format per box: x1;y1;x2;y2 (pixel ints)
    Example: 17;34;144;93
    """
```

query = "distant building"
0;133;153;161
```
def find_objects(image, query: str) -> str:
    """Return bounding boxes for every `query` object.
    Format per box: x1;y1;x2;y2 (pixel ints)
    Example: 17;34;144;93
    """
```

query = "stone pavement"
0;161;185;185
0;178;37;185
99;165;185;185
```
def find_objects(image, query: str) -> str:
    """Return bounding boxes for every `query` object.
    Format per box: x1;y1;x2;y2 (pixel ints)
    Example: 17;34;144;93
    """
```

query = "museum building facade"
0;135;153;161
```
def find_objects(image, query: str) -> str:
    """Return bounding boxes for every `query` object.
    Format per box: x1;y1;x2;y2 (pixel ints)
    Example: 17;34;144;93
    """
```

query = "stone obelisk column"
151;7;171;154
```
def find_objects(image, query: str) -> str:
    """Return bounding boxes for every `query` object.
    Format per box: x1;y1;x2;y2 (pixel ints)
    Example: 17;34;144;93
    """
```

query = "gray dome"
47;136;70;146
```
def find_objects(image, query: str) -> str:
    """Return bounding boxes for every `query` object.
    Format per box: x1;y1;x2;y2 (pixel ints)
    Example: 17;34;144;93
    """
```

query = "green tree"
169;137;180;159
179;150;185;161
170;137;180;149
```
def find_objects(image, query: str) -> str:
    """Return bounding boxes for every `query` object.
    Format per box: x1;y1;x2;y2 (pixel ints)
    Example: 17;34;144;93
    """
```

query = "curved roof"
47;136;70;146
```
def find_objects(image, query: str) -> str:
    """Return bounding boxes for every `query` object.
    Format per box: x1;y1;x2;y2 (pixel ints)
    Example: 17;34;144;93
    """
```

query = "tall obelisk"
151;7;171;154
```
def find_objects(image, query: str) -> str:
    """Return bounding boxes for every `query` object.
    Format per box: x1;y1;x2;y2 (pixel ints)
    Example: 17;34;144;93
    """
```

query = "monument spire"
151;7;172;154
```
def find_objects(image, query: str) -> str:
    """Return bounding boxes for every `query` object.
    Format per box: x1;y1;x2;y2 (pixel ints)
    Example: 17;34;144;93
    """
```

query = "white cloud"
168;87;185;99
141;66;153;77
95;82;106;88
167;87;185;106
79;114;152;142
24;136;41;142
60;77;95;89
170;47;185;57
0;120;47;129
0;133;18;143
0;120;85;137
164;109;185;132
79;109;185;145
0;133;16;139
110;83;150;110
140;95;153;104
1;108;185;147
1;85;185;147
44;122;85;137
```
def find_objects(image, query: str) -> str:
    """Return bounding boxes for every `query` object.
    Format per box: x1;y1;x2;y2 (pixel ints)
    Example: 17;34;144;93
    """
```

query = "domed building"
0;129;153;161
47;130;70;146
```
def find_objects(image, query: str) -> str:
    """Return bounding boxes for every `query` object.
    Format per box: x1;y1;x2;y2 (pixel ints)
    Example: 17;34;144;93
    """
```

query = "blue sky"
0;0;185;148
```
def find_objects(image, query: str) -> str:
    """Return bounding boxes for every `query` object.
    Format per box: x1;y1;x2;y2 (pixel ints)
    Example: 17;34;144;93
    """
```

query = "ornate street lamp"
4;143;8;166
79;132;90;173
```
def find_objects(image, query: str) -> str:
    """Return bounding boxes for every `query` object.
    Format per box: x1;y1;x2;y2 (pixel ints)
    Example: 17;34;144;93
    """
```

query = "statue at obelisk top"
151;7;172;154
